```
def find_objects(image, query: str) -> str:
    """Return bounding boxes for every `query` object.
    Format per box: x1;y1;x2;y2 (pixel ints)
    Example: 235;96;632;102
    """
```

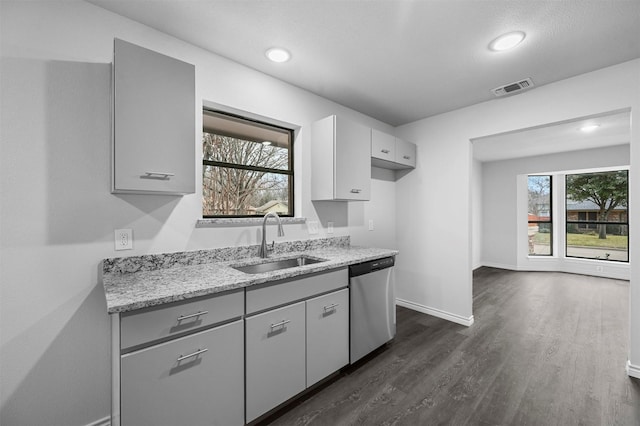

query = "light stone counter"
102;237;398;313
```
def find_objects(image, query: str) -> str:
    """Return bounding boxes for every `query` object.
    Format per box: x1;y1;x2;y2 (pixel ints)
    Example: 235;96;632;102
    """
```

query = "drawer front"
121;320;244;426
371;129;396;161
245;302;306;423
246;268;348;315
121;289;243;351
395;138;416;168
306;288;349;387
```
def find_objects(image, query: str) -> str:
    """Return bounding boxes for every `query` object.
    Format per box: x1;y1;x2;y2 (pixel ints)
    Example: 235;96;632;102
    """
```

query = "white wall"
472;157;483;270
349;167;398;248
0;2;397;425
480;145;630;279
395;59;640;372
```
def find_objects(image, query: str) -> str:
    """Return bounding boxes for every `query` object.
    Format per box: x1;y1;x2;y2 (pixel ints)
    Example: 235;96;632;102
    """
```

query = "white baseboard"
86;416;110;426
479;261;518;271
396;298;474;327
627;360;640;379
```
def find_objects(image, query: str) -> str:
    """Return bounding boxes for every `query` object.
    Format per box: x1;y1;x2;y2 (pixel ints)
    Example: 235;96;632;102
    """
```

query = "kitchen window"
202;110;294;217
565;170;628;262
528;175;553;256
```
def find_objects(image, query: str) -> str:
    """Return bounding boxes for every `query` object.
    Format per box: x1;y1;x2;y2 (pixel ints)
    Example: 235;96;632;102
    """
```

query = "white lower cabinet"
120;320;244;426
306;288;349;387
114;269;351;425
245;302;306;423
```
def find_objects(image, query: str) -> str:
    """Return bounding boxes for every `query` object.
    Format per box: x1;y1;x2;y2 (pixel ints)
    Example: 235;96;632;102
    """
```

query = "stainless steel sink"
232;256;326;274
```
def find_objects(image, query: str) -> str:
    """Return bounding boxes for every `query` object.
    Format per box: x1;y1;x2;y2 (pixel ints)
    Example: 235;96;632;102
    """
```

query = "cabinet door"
395;138;417;168
113;39;195;195
371;129;396;162
306;288;349;387
334;116;371;200
120;320;244;426
245;302;306;423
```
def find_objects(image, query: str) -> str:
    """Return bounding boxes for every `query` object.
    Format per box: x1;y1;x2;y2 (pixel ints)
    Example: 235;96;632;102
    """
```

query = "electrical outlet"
368;219;374;231
115;229;133;251
307;221;319;235
327;221;334;234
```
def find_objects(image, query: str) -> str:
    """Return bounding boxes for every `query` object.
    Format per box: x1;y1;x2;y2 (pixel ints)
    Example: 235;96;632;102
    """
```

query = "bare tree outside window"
202;111;293;217
528;175;552;256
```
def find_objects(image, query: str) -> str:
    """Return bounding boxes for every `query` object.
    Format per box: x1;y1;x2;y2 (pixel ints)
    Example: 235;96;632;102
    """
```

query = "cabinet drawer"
245;302;306;422
246;268;348;315
371;129;396;162
121;289;243;351
306;288;349;387
121;320;244;426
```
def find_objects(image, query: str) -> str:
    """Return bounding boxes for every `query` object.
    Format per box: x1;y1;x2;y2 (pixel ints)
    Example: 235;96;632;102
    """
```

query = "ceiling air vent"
491;78;534;97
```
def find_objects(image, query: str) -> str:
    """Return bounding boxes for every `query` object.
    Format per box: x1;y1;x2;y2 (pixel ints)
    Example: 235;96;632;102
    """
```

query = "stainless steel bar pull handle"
270;319;291;329
381;149;390;154
177;310;208;321
323;303;339;311
350;189;362;193
177;348;208;362
143;171;175;179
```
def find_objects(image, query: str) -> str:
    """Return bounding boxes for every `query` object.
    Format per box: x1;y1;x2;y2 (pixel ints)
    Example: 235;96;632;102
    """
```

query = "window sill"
196;217;307;228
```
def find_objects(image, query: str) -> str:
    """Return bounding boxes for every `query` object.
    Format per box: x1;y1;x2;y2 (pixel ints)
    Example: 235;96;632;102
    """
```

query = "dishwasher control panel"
349;256;395;277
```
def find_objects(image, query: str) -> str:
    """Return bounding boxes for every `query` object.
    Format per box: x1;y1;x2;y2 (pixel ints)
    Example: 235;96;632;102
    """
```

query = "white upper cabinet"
395;137;417;168
112;39;195;195
371;129;396;163
371;129;416;170
311;115;371;201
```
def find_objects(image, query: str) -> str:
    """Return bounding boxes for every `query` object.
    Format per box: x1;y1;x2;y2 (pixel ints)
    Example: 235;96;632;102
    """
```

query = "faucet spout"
259;212;285;258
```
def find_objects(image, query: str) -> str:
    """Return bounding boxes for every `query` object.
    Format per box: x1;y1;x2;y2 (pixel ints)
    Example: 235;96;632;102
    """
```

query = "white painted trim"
111;314;120;426
478;260;629;280
627;360;640;379
479;261;518;271
396;298;474;327
86;416;110;426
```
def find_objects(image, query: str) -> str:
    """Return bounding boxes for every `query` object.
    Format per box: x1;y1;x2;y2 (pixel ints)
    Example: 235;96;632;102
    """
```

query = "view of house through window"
528;175;552;255
566;170;628;262
202;110;293;217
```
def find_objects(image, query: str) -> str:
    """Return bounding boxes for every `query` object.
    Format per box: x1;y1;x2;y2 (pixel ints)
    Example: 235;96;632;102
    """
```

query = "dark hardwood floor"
263;267;640;426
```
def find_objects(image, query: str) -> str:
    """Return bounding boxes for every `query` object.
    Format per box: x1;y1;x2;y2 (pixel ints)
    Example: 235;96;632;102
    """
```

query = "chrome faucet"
259;212;285;258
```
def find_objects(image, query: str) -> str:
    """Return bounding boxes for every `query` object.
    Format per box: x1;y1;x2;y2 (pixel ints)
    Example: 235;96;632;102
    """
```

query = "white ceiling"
87;0;640;127
472;110;631;162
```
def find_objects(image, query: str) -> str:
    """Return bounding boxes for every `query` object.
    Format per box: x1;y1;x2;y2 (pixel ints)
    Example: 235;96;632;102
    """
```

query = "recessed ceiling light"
489;31;526;51
580;124;600;132
265;47;291;63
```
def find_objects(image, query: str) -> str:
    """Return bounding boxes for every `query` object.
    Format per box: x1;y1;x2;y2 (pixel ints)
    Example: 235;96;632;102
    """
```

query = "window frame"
202;109;295;218
564;170;629;263
527;175;553;257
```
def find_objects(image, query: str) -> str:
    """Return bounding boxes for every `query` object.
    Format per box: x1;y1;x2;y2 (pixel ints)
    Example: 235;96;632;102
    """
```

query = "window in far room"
202;110;294;218
565;170;628;262
528;175;553;256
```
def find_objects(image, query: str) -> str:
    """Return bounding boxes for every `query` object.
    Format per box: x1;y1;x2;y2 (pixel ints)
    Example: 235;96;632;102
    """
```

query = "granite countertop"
102;237;398;314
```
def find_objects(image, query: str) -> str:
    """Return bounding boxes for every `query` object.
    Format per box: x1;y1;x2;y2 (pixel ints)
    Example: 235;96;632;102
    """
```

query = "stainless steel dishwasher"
349;256;396;364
